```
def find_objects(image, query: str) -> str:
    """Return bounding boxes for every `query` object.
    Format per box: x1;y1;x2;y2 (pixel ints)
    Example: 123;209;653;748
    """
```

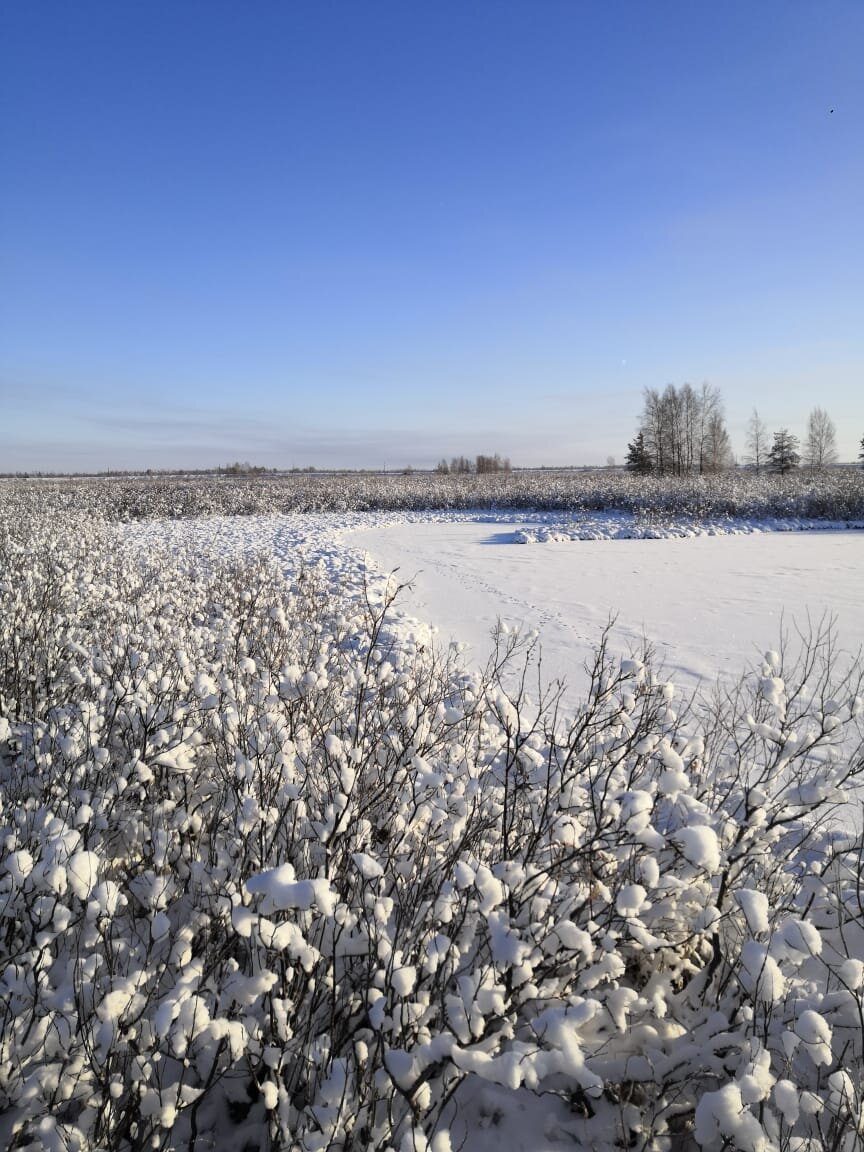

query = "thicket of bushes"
1;507;863;1151
2;467;864;524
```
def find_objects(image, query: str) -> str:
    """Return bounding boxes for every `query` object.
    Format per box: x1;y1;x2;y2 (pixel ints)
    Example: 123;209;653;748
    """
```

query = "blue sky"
1;1;862;471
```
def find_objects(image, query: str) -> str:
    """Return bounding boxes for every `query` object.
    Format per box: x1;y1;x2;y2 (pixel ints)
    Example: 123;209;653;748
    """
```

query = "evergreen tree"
859;434;864;468
768;429;800;475
625;431;653;474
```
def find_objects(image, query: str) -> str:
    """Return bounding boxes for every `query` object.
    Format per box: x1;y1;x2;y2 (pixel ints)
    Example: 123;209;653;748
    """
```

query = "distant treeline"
435;453;512;474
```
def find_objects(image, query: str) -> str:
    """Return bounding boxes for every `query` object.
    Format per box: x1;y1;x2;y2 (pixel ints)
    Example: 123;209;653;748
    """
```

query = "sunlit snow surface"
353;518;864;693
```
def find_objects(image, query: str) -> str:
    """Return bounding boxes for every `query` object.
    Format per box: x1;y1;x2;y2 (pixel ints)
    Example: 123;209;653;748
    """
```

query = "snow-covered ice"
352;518;864;692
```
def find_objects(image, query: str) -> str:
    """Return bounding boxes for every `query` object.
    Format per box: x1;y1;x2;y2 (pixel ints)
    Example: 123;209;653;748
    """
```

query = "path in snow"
352;520;864;694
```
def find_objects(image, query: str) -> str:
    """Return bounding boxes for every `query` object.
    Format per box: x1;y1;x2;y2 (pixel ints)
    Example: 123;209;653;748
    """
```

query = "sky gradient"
1;1;862;471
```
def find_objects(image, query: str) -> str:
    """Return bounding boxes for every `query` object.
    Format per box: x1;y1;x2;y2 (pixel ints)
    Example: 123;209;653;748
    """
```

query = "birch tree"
804;407;838;471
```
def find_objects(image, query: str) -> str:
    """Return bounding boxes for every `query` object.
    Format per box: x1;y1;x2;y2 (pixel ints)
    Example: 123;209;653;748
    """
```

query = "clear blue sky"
1;1;862;471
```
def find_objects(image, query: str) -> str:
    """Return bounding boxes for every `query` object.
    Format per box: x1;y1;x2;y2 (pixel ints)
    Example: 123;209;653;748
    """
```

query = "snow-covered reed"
1;505;863;1152
3;466;864;523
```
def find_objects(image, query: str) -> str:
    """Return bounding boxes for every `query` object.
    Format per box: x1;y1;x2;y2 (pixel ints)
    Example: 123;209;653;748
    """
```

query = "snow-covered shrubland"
1;508;864;1152
3;466;864;523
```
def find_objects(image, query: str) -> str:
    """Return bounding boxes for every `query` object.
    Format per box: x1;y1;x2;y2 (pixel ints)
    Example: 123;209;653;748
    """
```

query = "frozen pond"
121;510;864;695
352;521;864;693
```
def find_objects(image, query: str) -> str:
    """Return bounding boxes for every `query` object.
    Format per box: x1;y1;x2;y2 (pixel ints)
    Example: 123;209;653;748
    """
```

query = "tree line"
626;385;858;475
436;453;512;474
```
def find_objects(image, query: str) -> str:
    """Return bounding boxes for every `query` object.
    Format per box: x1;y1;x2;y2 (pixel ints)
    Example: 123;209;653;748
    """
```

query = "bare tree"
679;382;698;473
703;409;734;472
662;383;685;475
804;407;838;471
744;408;769;472
696;382;724;473
475;453;510;474
636;383;731;475
640;387;666;474
449;455;472;474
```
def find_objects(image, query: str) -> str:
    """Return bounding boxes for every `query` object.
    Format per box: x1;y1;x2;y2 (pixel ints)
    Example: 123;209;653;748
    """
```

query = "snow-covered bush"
1;507;863;1151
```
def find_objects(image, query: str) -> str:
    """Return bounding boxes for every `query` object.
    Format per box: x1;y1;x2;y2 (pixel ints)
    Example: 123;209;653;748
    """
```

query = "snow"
119;510;864;702
4;849;34;885
391;965;418;996
66;850;100;901
774;1079;800;1125
352;851;385;879
351;518;864;695
245;867;338;916
616;884;648;916
695;1082;768;1152
740;941;786;1003
776;918;823;960
838;958;864;989
672;826;722;872
735;889;770;934
795;1008;832;1046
